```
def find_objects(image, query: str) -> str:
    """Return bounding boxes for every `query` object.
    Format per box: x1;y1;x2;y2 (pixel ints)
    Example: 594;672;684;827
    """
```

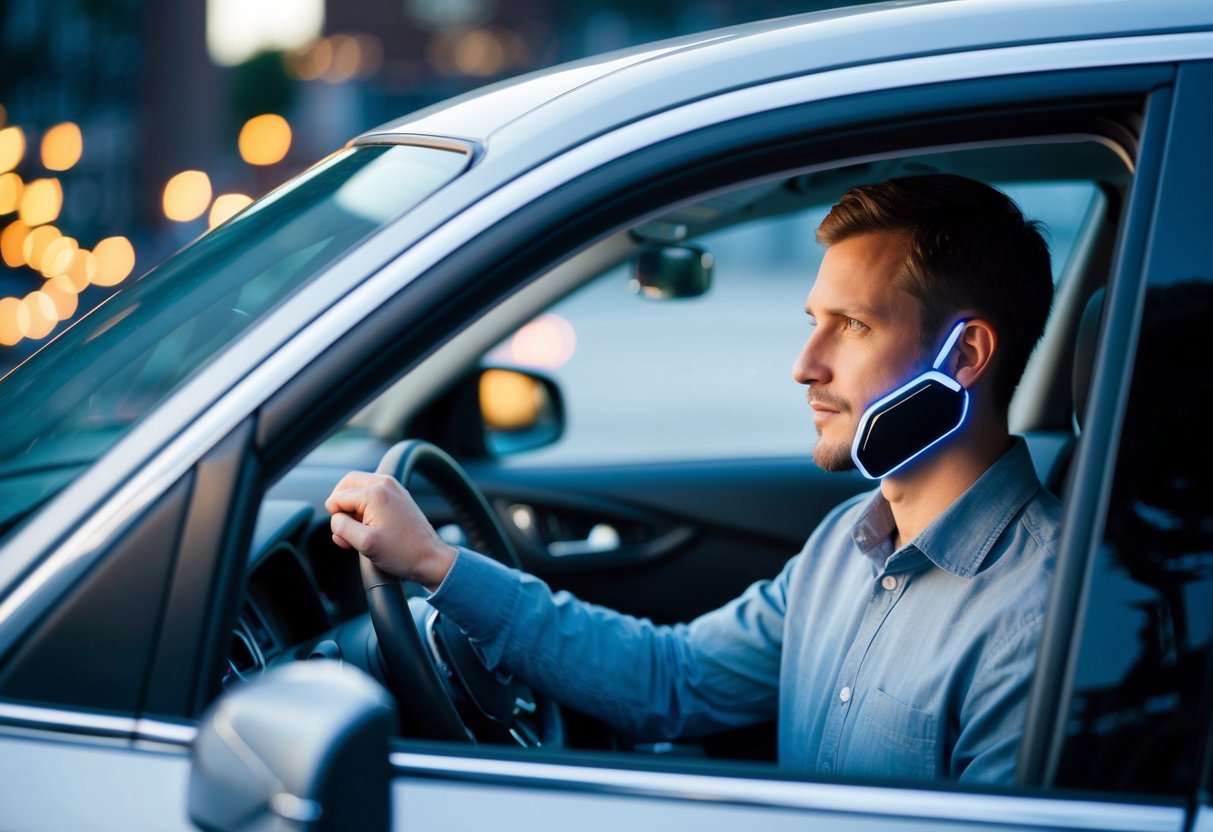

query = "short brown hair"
816;174;1053;410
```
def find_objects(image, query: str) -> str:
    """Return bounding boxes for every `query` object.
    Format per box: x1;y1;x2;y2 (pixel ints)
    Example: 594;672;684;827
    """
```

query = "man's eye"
845;317;867;331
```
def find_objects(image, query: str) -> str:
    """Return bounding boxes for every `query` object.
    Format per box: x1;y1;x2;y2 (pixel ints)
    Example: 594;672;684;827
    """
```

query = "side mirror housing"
631;244;713;299
189;662;394;832
478;366;564;456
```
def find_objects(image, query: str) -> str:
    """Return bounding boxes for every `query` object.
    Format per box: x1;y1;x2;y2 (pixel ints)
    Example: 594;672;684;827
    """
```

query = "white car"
2;0;1212;829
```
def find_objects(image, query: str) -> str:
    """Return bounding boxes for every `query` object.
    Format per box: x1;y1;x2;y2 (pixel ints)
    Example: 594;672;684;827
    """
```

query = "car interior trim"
389;750;1184;831
0;28;1193;667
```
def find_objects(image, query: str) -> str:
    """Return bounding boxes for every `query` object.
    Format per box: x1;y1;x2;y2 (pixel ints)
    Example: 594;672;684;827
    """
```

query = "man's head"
793;174;1053;473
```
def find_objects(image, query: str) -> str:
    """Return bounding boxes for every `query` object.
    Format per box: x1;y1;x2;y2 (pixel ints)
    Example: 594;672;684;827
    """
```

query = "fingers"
324;471;400;517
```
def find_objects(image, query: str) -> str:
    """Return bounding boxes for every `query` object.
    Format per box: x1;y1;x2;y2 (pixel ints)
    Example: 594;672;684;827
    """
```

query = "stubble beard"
812;431;858;473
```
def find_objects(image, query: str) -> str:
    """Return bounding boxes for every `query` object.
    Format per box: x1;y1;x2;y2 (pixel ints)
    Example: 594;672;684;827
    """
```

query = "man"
326;174;1060;783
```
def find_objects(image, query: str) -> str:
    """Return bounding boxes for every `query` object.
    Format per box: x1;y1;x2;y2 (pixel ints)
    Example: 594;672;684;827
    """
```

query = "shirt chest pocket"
841;687;940;781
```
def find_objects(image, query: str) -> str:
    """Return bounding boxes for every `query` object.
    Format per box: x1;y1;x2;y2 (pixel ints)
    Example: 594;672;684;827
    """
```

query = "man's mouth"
808;392;847;428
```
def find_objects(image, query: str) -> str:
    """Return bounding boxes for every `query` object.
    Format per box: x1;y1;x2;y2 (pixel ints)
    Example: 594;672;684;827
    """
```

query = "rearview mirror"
189;662;394;832
631;243;713;299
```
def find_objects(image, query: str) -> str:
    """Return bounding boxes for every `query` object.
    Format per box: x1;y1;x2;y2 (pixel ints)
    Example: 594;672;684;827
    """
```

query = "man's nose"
792;336;823;385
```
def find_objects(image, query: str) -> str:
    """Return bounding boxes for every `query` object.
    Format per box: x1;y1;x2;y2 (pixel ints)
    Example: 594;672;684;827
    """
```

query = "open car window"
485;179;1102;467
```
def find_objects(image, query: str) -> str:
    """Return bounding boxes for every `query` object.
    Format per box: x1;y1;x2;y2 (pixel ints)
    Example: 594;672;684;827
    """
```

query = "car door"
247;51;1199;832
378;59;1213;829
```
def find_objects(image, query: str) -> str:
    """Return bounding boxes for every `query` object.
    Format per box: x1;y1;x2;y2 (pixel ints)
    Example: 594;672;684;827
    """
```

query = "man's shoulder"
1019;483;1064;562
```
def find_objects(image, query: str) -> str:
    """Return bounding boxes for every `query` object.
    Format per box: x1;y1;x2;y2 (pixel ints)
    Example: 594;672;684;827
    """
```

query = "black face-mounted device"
850;321;969;479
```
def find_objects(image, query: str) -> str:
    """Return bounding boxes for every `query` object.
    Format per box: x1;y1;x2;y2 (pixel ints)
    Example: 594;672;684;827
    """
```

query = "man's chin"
812;441;857;473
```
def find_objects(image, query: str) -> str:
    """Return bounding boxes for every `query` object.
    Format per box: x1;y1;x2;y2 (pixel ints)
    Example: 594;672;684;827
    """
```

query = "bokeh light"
92;236;136;286
20;290;57;340
64;248;97;292
43;275;80;320
18;177;63;226
506;313;576;369
0;172;23;214
22;225;61;270
162;170;213;222
41;122;83;171
428;27;528;78
479;369;544;431
0;296;29;346
238;114;292;166
1;220;30;267
39;235;78;277
286;34;383;82
0;126;24;174
208;193;253;229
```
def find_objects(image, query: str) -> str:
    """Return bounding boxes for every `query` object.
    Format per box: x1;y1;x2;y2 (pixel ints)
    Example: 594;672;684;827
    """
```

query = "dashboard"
225;500;368;690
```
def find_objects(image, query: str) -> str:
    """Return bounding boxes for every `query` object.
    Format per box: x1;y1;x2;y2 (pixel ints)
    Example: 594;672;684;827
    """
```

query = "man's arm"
953;615;1045;783
326;472;784;740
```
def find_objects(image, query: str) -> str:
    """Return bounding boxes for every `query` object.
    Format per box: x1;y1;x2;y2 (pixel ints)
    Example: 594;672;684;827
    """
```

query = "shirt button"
839;686;852;703
881;575;898;591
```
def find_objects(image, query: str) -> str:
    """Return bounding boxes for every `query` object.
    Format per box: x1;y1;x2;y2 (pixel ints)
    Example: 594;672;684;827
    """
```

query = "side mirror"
631;244;713;299
478;366;564;456
189;662;394;832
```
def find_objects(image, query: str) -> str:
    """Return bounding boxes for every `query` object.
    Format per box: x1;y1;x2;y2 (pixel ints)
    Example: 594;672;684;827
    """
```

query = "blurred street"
0;0;854;375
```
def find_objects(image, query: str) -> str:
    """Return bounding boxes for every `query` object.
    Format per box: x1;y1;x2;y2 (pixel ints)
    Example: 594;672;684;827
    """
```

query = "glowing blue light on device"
850;321;970;479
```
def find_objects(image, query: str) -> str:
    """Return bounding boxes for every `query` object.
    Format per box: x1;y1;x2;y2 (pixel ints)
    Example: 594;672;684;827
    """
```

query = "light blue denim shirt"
430;437;1060;783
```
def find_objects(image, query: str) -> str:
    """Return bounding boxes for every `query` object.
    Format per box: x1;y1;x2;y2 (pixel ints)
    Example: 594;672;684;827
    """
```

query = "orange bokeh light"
0;296;29;346
41;122;83;171
208;193;253;229
39;235;78;277
163;170;212;222
238;114;292;166
1;220;30;267
20;290;57;340
19;177;63;226
92;236;136;286
0;172;23;215
0;125;24;174
22;224;61;270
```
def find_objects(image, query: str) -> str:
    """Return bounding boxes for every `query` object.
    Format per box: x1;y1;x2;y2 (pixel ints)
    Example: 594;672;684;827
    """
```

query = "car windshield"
0;143;469;537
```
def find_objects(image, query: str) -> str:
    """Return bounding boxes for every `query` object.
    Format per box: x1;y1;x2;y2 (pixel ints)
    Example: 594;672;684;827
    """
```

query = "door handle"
547;523;620;557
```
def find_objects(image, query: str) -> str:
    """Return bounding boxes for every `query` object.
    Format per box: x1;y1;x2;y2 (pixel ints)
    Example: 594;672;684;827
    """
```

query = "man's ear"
953;318;996;388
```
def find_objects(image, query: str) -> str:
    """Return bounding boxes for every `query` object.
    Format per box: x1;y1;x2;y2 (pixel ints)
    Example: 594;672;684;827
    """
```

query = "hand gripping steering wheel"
360;439;561;747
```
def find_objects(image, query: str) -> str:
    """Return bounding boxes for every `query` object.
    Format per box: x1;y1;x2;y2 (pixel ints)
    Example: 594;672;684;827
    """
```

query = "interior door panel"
466;458;870;624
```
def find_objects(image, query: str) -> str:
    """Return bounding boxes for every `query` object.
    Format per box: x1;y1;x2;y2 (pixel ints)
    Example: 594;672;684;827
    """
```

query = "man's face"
792;232;928;471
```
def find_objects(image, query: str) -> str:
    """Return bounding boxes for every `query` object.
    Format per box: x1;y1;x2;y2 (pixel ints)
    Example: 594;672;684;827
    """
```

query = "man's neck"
880;431;1011;550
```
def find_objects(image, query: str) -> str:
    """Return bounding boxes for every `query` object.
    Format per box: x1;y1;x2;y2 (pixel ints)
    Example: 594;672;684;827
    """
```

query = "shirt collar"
850;437;1043;578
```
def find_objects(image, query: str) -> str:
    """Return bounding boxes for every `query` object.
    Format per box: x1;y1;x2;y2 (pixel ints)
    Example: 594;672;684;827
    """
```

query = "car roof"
357;0;1213;152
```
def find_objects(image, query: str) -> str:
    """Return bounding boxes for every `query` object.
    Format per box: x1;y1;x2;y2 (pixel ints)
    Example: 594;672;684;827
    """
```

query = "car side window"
489;182;1098;466
1054;276;1213;794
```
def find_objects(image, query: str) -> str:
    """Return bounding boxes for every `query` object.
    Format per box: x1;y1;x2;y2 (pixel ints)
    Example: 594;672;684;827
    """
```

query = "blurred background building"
0;0;857;372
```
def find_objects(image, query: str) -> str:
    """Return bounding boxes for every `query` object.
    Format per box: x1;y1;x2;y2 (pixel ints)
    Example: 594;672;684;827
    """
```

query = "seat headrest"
1072;286;1105;431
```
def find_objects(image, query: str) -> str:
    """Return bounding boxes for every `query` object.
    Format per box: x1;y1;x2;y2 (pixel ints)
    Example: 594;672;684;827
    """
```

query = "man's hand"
325;472;458;591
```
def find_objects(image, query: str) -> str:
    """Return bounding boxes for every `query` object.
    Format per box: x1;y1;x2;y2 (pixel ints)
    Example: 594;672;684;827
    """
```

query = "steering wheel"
360;439;562;747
